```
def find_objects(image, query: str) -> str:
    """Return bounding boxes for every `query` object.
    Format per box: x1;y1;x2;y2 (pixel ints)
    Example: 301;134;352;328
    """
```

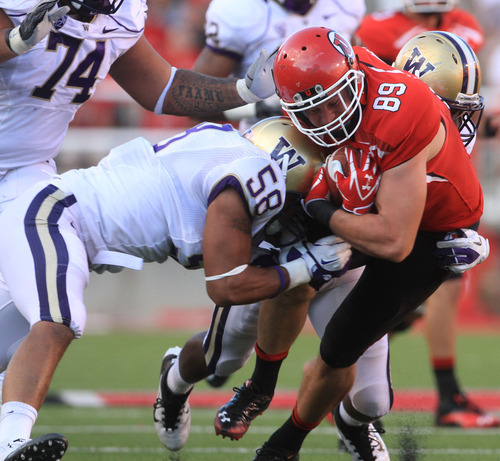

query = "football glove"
236;47;278;103
280;236;351;290
435;228;490;274
6;0;69;55
333;148;380;215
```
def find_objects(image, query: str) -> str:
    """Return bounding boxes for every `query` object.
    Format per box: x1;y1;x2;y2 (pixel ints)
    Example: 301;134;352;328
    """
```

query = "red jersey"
345;47;483;231
356;9;484;64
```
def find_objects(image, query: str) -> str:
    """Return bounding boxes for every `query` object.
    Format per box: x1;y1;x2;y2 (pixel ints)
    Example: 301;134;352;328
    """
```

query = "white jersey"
0;0;146;168
204;0;366;79
57;123;286;270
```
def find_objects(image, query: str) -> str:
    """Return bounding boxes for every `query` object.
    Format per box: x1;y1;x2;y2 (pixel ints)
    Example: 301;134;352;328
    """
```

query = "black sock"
250;343;288;396
435;367;461;403
267;407;319;453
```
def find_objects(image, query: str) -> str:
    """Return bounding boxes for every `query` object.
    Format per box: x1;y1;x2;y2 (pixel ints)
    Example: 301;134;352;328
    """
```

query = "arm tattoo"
163;69;244;116
231;216;252;236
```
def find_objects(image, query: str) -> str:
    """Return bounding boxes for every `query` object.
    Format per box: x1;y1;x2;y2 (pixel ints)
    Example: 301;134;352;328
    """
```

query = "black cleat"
214;379;272;440
252;442;299;461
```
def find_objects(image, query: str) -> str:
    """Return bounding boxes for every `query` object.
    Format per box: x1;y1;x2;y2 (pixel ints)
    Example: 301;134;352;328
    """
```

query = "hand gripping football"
325;146;381;215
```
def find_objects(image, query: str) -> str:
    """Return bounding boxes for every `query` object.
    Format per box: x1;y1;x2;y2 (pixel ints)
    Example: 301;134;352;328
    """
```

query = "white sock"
166;359;193;395
339;402;363;427
0;401;37;442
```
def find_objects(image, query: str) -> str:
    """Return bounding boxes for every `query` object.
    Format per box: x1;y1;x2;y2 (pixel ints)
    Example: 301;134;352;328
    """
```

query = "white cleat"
153;347;191;451
1;433;67;461
334;407;389;460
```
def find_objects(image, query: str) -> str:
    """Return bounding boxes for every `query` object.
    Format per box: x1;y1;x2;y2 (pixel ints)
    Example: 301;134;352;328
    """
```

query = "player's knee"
350;384;393;420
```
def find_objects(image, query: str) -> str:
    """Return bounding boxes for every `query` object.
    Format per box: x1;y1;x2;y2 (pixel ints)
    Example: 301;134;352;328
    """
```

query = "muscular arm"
203;187;284;306
109;35;246;116
327;123;446;261
0;9;17;63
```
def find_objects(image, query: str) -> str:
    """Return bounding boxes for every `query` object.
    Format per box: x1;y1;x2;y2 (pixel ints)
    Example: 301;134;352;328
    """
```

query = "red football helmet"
273;27;365;147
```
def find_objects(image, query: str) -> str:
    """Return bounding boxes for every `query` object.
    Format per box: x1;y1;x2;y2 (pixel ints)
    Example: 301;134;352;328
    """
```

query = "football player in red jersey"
357;1;497;431
250;26;485;461
355;0;484;64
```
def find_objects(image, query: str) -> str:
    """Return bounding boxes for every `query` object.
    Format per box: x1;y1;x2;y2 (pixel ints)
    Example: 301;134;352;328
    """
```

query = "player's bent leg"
214;287;312;440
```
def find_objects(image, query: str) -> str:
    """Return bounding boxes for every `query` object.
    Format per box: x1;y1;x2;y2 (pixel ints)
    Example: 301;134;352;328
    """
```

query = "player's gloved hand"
304;165;338;228
333;148;380;215
434;228;490;273
279;236;351;291
6;0;70;55
237;47;278;103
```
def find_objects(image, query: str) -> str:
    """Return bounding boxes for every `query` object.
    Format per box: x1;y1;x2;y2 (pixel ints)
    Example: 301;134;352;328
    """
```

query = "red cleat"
436;394;500;428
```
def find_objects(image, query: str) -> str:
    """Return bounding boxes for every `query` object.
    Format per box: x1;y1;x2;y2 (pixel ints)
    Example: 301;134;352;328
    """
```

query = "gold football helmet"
403;0;456;13
394;31;484;147
244;116;326;244
244;116;326;196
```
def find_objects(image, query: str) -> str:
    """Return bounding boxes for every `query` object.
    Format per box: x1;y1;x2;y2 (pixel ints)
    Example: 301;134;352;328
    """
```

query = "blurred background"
57;0;500;333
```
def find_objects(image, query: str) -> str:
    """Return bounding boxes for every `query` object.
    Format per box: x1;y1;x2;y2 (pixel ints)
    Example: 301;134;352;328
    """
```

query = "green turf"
40;330;500;460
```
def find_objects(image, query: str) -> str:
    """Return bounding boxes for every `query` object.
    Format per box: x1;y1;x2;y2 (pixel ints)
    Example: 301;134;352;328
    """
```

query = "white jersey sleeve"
203;0;366;79
0;0;146;169
59;123;286;270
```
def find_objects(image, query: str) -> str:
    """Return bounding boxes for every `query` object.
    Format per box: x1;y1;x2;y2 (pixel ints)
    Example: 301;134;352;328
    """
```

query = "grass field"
35;329;500;460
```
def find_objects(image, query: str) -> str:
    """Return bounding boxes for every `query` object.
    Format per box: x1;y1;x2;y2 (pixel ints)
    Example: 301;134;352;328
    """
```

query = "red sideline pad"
51;389;500;411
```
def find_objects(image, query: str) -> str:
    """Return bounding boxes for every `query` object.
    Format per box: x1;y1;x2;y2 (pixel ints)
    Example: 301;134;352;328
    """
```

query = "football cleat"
153;347;192;451
436;393;500;428
252;442;300;461
334;407;389;461
205;374;229;388
3;433;68;461
214;379;272;440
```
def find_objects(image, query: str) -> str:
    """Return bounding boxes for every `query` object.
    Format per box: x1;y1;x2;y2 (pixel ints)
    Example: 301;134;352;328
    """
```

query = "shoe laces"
350;424;386;458
230;380;271;412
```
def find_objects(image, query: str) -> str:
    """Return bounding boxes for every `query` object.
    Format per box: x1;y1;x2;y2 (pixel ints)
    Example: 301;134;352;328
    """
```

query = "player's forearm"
162;69;246;117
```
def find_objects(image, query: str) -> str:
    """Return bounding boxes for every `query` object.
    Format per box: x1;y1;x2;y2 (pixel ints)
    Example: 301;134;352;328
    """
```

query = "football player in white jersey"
0;0;275;436
0;117;352;461
194;0;366;130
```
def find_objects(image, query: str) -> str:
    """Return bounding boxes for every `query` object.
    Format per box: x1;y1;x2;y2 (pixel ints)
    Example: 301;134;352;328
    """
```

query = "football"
324;146;363;207
324;146;380;215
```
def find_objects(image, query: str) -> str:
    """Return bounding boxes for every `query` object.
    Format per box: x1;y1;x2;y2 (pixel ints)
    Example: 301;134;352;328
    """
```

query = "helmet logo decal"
327;31;355;66
270;136;307;176
402;47;437;78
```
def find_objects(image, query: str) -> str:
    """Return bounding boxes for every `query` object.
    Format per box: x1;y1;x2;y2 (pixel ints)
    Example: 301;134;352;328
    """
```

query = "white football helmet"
273;0;317;15
394;31;484;147
403;0;456;13
244;116;326;243
273;27;365;147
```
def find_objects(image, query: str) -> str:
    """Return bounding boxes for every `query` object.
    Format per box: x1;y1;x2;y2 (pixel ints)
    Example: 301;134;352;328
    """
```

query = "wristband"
271;266;287;297
306;199;338;228
280;258;311;290
154;67;177;115
236;78;261;104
